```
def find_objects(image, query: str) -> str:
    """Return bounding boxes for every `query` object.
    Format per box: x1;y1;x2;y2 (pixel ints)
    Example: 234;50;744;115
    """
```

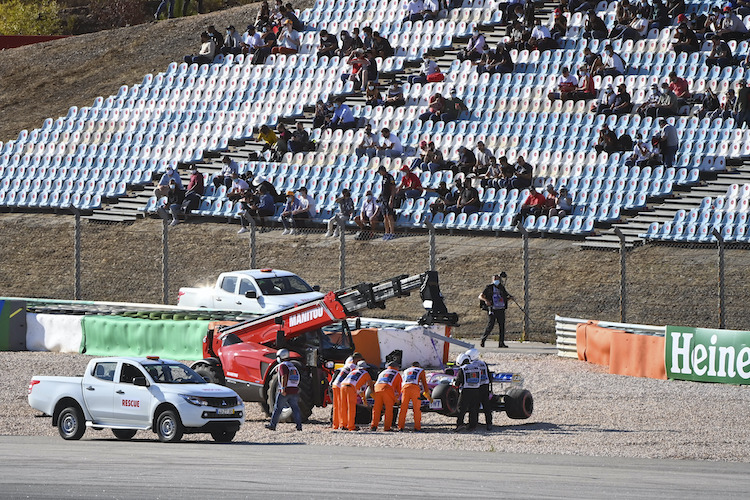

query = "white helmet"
456;353;469;365
357;360;369;369
465;348;480;362
277;348;291;361
344;356;355;366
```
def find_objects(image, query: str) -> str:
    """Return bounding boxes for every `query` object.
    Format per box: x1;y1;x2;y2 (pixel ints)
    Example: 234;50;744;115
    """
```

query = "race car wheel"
156;409;184;443
58;405;86;440
431;383;459;417
210;428;237;443
112;429;137;440
504;388;534;419
194;364;225;385
266;365;314;424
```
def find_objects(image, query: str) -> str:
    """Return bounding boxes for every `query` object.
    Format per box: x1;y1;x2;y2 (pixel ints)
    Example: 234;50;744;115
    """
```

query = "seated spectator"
594;126;619;154
696;86;720;119
644;82;678;117
325;189;355;237
625;132;656;167
601;83;633;116
287;122;310;153
355;123;378;157
184;31;216;65
207;25;224;53
564;65;596;101
252;175;281;203
511;156;533;189
366;82;384;106
458;29;486;61
473;141;495;176
419;92;445;122
583;11;608;39
609;12;646;41
156;178;185;226
548;185;573;218
592;44;625;77
375;127;403;158
428;180;456;215
372;31;394;58
251;27;277;64
668;71;691;106
550;8;568;40
274;123;292;153
361;26;374;50
717;6;749;41
447;180;481;215
477;41;514;75
329;97;356;130
408;57;442;84
455;146;477;176
705;35;733;68
350;27;364;51
344;50;369;90
238;183;275;233
527;18;557;51
226;171;250;202
671;23;699;54
422;0;440;20
313;100;333;128
317;29;339;57
242;25;264;54
279;190;300;235
496;155;516;188
547;66;578;101
441;88;468;122
384;82;405;107
636;83;663;116
172;166;204;224
506;19;528;51
337;30;356;57
280;187;315;235
711;88;737;120
257;125;278;152
272;19;300;55
354;190;383;239
479;156;503;188
511;185;546;226
213;155;239;189
362;50;379;89
395;165;424;205
405;0;425;22
255;0;271;31
279;4;305;32
221;25;243;55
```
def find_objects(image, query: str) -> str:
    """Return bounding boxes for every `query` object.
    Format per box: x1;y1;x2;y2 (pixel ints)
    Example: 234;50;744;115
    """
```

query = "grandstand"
2;0;750;250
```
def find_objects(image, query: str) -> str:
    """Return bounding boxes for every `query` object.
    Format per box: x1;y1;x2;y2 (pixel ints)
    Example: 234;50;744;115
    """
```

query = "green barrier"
666;325;750;384
81;316;208;360
0;300;27;351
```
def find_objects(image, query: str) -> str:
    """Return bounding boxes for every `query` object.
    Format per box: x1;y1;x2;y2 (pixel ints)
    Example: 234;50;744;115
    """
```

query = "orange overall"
371;368;402;431
398;366;431;431
331;364;354;429
341;368;372;431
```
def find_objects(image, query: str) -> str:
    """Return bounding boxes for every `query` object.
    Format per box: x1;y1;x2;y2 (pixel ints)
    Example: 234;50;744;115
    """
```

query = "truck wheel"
156;410;184;443
194;364;225;385
504;388;534;419
431;383;459;417
210;428;237;443
112;429;137;440
58;405;86;440
267;368;314;423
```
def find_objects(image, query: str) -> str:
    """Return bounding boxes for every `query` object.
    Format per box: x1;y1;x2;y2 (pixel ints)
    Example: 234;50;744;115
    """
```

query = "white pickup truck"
28;356;245;443
176;268;324;314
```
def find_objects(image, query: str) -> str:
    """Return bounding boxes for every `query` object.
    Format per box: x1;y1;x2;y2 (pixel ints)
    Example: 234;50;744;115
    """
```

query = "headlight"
181;394;209;406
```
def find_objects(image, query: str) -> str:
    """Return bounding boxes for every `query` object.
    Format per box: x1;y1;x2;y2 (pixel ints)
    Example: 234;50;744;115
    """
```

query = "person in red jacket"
512;185;546;226
371;361;402;431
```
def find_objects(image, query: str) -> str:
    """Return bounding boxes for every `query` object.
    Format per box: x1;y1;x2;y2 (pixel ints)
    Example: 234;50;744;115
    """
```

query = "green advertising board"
665;325;750;384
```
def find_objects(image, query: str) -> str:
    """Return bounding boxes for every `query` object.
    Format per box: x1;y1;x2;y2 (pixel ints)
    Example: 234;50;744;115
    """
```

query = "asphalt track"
1;436;748;499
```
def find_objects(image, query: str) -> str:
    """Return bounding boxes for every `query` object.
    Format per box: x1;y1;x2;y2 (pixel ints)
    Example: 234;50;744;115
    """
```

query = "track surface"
2;436;748;499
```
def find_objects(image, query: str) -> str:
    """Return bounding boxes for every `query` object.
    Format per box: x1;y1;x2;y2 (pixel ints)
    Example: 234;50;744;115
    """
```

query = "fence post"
713;228;725;329
73;208;81;300
156;208;170;305
517;224;530;341
614;227;627;323
248;216;257;269
425;220;436;272
338;214;346;288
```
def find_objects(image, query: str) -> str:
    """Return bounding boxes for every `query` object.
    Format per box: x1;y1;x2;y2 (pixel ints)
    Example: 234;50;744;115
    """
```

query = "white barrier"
377;326;444;368
26;313;83;353
555;315;587;358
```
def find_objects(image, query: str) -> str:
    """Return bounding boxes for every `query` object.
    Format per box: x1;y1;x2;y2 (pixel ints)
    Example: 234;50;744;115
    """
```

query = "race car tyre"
58;405;86;440
156;409;184;443
194;364;225;385
355;404;372;425
112;429;137;440
504;388;534;419
431;383;459;417
210;428;237;443
266;365;314;423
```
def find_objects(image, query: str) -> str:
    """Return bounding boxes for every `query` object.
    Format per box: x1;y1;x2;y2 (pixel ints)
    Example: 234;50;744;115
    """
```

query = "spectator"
279;190;300;235
384;82;405;107
313;99;333;128
372;31;394;58
279;4;305;32
455;146;477;176
671;23;699;54
422;0;440;20
602;83;633;116
442;88;468;122
157;178;184;226
527;18;557;51
418;92;445;122
366;82;384;106
207;25;224;53
625;131;655;167
252;175;281;203
564;65;596;101
479;156;503;188
405;0;425;22
733;80;750;128
428;180;456;215
155;0;175;20
711;88;736;120
330;97;356;130
668;71;691;105
221;26;243;55
344;50;370;90
395;165;423;205
477;41;514;75
705;35;733;68
408;56;441;84
458;29;486;61
507;19;528;51
511;185;546;226
548;185;573;218
594;125;619;154
416;140;445;173
448;180;481;215
696;86;720;119
511;156;533;189
717;6;749;41
255;0;271;30
272;19;301;55
168;166;204;225
592;44;625;77
496;155;516;189
356;123;378;157
351;27;364;51
362;50;379;88
238;183;275;233
184;32;216;65
547;66;578;101
154;165;184;198
609;12;646;40
656;118;679;168
376;165;397;240
354;190;382;239
227;171;250;204
274;123;292;154
281;187;316;235
251;26;277;64
637;83;663;116
594;84;616;113
257;125;278;152
337;30;356;57
317;29;338;57
361;26;374;50
646;82;678;118
474;141;495;176
583;11;609;39
550;8;568;39
287;122;310;153
242;25;264;54
214;155;239;189
325;189;355;237
375;127;403;158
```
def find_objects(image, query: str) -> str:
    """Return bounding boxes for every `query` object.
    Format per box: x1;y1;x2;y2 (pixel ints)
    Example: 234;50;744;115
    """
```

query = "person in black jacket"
479;273;512;348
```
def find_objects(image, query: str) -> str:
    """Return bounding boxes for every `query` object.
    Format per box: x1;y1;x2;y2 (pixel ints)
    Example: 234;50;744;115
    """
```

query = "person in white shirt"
184;31;215;65
272;19;300;54
242;25;264;53
376;127;403;158
154;165;183;198
356;124;378;157
228;172;250;199
354;190;383;237
594;44;625;77
214;155;239;189
408;56;440;84
528;19;556;50
222;25;243;55
422;0;439;20
405;0;425;22
547;66;577;100
459;29;485;61
282;186;315;235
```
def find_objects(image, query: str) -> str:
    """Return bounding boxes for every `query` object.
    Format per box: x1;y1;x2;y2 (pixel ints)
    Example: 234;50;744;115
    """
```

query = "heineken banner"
666;326;750;384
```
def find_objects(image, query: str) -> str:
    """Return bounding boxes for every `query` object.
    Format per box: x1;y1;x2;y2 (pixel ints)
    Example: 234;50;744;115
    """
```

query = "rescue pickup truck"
28;357;245;443
177;269;324;314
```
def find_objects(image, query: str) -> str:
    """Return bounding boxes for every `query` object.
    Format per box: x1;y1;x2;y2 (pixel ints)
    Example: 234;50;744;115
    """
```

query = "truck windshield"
143;363;206;384
255;276;314;295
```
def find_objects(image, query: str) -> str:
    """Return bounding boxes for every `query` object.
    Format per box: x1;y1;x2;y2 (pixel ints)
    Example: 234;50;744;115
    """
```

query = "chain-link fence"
1;212;749;342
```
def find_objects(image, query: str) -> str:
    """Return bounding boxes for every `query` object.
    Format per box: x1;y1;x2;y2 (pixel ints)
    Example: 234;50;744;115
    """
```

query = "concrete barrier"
26;313;83;353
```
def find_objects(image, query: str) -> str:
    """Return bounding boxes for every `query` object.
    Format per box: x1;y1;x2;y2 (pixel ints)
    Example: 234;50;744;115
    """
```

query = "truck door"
83;361;118;423
214;275;238;308
235;277;261;312
111;363;152;425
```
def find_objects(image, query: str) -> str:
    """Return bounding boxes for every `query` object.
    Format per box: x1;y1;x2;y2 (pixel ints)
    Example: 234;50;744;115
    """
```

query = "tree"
0;0;61;35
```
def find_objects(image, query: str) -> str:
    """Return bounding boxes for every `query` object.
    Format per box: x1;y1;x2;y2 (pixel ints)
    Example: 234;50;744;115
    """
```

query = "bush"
0;0;61;35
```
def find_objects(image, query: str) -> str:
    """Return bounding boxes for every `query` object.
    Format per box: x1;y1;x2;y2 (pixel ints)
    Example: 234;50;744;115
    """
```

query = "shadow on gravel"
502;422;636;435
